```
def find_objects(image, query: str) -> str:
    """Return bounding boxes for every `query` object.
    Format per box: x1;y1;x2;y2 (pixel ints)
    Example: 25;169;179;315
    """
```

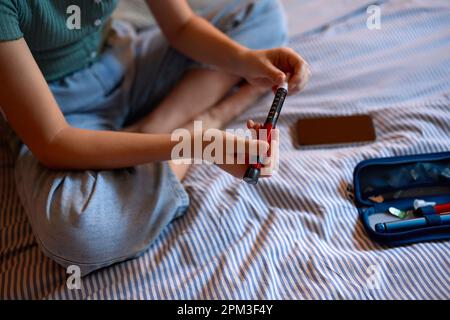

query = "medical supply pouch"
352;151;450;245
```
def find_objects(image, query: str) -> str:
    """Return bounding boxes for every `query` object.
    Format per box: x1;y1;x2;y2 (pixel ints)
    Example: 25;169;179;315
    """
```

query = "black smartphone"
297;115;376;146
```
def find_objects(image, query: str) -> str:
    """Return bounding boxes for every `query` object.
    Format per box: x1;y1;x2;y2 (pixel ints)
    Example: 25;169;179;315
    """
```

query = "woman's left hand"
238;48;311;95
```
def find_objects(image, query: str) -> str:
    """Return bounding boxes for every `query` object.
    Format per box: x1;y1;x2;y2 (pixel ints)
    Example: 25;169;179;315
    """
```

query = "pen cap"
243;167;261;185
375;223;386;233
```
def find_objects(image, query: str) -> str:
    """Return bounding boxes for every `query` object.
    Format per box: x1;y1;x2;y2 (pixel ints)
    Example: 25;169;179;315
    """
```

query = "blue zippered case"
352;151;450;245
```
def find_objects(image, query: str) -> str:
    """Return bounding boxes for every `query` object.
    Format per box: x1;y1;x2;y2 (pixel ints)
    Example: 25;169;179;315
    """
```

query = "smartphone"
297;115;376;146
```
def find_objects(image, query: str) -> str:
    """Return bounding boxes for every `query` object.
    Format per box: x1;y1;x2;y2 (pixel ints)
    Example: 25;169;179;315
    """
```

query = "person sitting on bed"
0;0;310;275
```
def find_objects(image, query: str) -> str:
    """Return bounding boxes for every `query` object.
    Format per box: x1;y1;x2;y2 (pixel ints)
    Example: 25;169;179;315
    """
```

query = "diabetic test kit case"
352;151;450;245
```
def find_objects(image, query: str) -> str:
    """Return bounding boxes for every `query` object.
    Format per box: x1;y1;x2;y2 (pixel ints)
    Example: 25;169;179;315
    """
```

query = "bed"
1;0;449;299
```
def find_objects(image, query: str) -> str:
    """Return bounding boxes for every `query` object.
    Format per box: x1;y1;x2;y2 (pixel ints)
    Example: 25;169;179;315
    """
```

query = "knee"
257;0;289;47
228;0;289;50
33;172;149;275
16;157;188;275
38;198;138;275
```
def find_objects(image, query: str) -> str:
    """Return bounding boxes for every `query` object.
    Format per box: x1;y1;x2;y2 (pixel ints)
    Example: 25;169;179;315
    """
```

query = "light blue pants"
13;0;288;276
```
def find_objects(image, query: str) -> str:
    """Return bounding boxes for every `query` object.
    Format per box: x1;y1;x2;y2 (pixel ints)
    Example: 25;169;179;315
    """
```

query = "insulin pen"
375;214;450;233
243;78;289;185
375;202;450;233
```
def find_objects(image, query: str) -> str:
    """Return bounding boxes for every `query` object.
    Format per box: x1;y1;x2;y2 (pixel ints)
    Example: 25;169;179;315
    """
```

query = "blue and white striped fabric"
1;0;449;299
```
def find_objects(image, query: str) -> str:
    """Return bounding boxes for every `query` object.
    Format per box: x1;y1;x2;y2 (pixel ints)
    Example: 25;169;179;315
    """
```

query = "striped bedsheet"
1;0;449;299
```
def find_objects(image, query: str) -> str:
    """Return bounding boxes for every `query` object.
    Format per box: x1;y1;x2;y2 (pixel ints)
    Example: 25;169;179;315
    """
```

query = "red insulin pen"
243;78;289;185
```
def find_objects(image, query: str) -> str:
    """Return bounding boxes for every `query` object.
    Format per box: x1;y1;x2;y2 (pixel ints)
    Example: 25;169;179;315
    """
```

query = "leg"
124;0;288;133
126;69;241;133
14;49;190;276
15;146;188;276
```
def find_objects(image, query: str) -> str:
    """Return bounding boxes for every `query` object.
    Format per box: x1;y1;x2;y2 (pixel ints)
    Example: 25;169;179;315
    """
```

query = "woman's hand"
238;48;311;95
245;119;279;178
213;120;279;180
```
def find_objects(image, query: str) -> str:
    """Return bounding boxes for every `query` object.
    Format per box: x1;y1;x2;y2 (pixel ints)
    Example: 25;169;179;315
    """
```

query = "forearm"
170;15;248;74
147;0;252;75
41;126;177;170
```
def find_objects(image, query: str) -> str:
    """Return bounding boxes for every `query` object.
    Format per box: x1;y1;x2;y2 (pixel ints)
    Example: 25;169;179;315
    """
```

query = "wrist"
231;47;251;75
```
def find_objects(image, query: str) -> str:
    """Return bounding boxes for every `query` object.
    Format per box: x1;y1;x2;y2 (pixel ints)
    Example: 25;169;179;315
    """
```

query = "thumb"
263;62;285;85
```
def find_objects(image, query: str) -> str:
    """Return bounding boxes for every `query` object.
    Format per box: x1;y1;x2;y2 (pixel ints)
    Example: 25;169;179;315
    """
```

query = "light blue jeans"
13;0;288;276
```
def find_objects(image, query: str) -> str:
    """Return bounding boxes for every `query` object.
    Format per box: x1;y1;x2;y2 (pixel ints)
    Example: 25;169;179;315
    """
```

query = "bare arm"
146;0;310;93
0;39;267;173
0;39;177;170
146;0;247;75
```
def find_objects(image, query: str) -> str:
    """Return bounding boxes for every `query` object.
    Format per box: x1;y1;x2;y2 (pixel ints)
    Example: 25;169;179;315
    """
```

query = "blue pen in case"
375;214;450;233
352;151;450;245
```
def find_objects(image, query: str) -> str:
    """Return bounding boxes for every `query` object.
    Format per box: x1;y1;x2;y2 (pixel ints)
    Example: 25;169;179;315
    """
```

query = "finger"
247;120;263;139
246;139;270;157
247;119;261;130
263;61;286;85
234;134;269;157
248;120;259;140
272;139;280;174
249;122;262;131
262;156;271;166
287;73;300;94
288;73;301;93
247;120;263;131
260;160;273;177
271;128;280;142
261;139;279;176
283;50;303;84
274;71;294;93
289;60;310;93
297;65;311;92
289;86;301;95
288;61;302;90
251;77;278;88
293;63;310;93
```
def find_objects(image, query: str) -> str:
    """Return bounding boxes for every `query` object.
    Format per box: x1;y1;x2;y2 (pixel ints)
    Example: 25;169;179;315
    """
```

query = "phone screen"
297;115;376;146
